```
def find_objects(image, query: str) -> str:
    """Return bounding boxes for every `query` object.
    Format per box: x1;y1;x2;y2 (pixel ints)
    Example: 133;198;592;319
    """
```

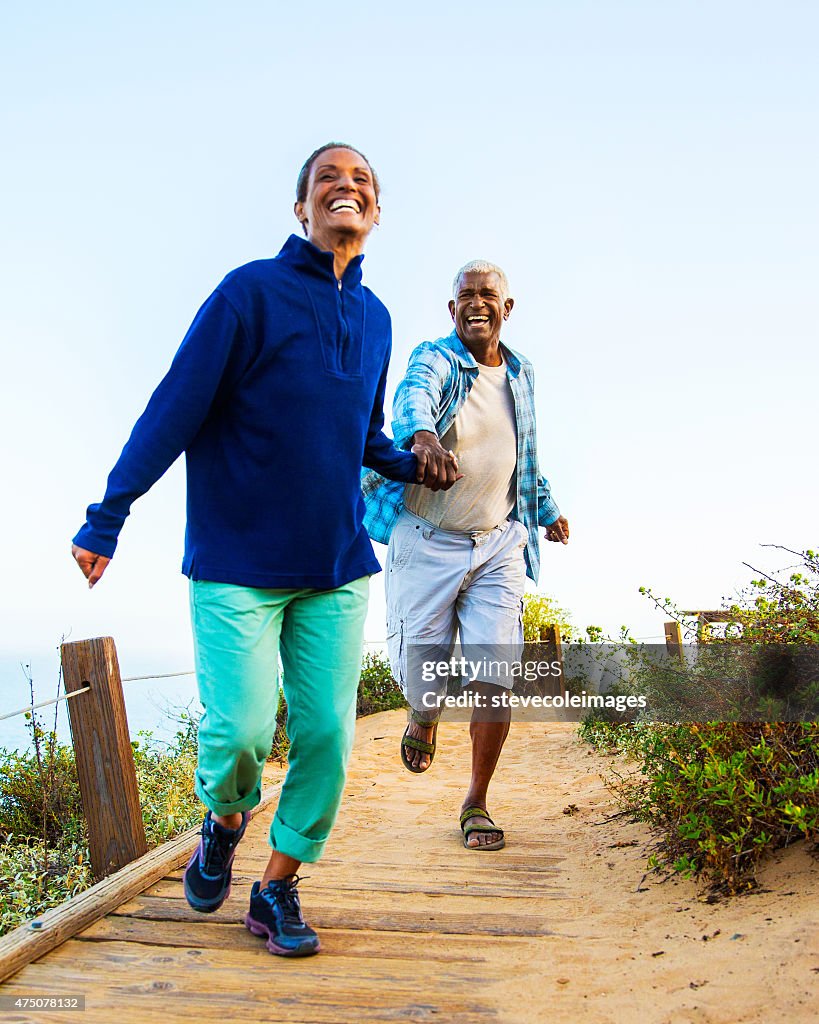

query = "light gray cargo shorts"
385;508;528;714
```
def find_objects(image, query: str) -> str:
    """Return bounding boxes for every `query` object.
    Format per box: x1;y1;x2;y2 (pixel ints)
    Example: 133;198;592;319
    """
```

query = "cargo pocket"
389;518;422;570
386;618;407;696
496;597;525;648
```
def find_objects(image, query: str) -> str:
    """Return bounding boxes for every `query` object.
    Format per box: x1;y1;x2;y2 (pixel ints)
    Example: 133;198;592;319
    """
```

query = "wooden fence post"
539;623;565;698
60;637;147;879
664;621;683;662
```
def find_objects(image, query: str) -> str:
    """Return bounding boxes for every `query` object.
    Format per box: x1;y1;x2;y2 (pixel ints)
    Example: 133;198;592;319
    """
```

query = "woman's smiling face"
295;147;380;248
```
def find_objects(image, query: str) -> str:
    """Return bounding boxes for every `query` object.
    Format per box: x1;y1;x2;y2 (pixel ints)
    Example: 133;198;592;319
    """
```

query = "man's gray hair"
452;260;510;303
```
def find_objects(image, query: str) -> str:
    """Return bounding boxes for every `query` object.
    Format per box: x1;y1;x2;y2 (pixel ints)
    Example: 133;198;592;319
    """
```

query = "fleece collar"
277;233;365;289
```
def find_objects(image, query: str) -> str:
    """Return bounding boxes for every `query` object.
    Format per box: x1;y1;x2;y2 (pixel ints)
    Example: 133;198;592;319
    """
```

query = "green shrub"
581;546;819;891
0;716;206;935
523;592;574;641
0;836;92;936
583;717;818;891
269;689;290;762
131;715;202;846
357;650;405;716
0;736;83;847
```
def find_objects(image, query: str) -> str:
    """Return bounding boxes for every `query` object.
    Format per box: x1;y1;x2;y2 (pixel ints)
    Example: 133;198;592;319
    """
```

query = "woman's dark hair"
295;142;380;203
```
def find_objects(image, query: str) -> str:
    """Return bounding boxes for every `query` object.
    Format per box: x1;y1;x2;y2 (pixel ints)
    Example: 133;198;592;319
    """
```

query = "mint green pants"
189;577;369;863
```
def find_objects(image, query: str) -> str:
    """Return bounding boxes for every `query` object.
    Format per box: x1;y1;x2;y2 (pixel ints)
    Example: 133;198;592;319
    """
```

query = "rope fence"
121;670;196;682
0;673;198;724
0;686;91;724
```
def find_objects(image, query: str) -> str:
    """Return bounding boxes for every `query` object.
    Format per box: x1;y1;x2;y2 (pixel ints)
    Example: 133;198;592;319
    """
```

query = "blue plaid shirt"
361;329;560;582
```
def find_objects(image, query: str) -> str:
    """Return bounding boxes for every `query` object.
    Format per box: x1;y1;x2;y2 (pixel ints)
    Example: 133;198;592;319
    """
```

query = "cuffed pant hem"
269;811;329;863
194;777;261;817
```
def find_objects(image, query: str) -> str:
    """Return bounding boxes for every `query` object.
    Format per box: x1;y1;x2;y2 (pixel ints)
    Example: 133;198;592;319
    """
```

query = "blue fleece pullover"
73;234;417;589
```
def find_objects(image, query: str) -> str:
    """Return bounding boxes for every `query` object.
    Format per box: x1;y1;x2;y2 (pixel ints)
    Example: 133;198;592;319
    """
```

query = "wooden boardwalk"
2;711;818;1023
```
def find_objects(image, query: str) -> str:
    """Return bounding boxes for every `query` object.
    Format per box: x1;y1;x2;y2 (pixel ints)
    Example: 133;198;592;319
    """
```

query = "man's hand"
411;430;463;492
72;544;111;588
545;516;570;545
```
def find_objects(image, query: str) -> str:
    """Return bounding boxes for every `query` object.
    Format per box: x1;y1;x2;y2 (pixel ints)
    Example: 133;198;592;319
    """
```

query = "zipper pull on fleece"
338;279;342;292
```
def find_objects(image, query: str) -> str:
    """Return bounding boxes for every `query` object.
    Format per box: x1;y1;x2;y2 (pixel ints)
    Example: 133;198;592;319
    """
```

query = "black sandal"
400;709;439;774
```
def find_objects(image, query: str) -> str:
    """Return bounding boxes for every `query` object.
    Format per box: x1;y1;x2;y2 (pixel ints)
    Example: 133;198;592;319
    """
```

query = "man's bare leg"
460;680;510;847
403;720;436;770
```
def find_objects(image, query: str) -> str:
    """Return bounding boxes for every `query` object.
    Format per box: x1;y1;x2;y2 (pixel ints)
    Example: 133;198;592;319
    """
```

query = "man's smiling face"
294;147;380;248
448;271;513;349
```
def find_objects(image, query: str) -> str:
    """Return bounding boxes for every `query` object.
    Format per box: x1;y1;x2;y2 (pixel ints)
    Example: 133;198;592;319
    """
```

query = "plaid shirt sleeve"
392;342;450;448
536;471;561;527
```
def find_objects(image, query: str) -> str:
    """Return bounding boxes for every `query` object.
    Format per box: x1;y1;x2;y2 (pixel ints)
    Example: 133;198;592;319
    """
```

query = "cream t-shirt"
404;358;518;532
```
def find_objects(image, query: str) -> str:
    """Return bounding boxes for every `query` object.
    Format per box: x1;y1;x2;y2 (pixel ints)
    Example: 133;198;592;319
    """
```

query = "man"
71;143;455;956
362;260;569;850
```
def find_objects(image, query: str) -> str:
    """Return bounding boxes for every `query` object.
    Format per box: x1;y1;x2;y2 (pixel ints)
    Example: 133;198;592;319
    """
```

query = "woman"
72;142;455;956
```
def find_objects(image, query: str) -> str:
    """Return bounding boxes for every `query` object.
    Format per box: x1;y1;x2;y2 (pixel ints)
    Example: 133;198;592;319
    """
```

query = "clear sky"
1;2;817;742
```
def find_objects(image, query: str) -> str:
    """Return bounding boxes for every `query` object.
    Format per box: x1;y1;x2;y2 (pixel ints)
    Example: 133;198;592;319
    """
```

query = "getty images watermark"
419;654;646;714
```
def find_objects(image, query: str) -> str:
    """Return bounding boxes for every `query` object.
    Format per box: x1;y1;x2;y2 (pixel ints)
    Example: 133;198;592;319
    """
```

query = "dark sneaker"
183;810;249;913
245;875;321;957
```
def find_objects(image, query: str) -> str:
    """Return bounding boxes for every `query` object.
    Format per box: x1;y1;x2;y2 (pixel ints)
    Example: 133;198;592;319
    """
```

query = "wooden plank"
3;942;499;1023
0;782;282;985
75;916;529;961
39;936;496;982
0;987;494;1024
165;865;563;886
61;637;148;877
145;876;564;900
681;610;734;622
0;984;495;1024
307;855;566;871
112;895;556;936
0;1000;493;1024
680;609;738;642
0;714;592;1021
231;853;566;871
538;624;566;698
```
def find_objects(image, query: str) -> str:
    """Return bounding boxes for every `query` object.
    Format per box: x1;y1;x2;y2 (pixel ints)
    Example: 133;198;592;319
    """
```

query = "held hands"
545;516;570;545
411;430;463;492
72;544;111;588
